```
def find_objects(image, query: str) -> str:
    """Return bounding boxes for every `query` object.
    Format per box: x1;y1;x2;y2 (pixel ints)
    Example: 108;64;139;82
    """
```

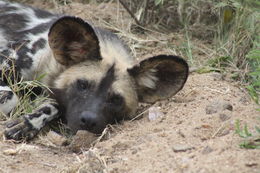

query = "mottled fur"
0;1;189;140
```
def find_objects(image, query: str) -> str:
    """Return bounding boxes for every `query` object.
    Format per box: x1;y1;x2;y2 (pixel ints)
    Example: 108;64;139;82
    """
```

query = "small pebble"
68;130;97;153
148;106;164;121
172;144;194;152
3;149;18;155
210;72;223;80
206;100;233;114
219;110;231;121
245;162;258;167
46;131;68;146
201;146;213;154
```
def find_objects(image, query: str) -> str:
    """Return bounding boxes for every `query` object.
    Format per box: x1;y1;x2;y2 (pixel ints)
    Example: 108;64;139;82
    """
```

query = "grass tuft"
235;120;260;149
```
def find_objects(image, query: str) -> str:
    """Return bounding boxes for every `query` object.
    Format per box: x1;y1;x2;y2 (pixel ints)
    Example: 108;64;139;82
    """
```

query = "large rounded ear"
127;55;189;103
48;16;101;66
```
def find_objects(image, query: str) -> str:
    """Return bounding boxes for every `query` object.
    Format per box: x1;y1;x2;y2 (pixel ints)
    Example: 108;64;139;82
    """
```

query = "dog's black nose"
79;111;105;134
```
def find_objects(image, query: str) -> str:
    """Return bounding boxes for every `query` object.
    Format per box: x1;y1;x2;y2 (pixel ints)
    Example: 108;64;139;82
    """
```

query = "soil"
0;1;259;173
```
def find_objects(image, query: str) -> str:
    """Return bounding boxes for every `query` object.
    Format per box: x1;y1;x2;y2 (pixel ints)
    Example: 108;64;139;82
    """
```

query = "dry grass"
61;148;108;173
0;61;53;121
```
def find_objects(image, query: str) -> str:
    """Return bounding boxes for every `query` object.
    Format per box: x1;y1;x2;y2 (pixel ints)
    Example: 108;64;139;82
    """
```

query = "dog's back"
0;1;133;84
0;1;57;81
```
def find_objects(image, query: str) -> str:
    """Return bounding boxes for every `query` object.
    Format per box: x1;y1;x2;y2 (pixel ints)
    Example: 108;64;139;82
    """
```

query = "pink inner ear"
67;42;87;60
79;49;86;55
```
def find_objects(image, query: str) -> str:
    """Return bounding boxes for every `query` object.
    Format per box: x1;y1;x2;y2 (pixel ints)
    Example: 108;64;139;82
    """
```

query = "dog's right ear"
128;55;189;103
48;16;101;66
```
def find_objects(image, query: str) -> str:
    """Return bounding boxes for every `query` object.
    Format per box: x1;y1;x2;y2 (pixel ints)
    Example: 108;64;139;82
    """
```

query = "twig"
142;0;150;24
42;162;57;168
118;0;142;26
130;107;150;122
93;127;109;146
203;86;230;95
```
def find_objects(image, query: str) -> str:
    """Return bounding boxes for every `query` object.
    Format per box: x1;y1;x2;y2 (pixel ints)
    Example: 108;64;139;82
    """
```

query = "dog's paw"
4;117;38;141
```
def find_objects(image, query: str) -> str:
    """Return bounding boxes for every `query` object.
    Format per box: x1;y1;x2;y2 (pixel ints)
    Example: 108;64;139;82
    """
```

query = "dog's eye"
108;94;123;106
77;79;89;91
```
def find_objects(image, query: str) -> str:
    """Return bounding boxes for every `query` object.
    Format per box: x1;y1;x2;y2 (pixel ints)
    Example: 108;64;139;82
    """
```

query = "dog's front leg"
4;103;59;141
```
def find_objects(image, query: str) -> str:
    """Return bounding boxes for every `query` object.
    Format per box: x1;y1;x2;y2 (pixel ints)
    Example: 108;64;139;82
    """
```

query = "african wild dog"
0;1;189;140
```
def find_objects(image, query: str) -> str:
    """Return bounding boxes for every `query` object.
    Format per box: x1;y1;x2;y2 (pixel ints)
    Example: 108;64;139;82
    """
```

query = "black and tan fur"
0;1;189;140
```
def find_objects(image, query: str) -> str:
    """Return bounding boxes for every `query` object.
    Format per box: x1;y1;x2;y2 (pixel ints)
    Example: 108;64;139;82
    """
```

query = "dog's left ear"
48;16;101;66
128;55;189;103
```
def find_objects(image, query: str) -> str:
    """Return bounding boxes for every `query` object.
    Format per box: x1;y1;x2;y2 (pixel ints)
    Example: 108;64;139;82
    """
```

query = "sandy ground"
0;1;259;173
1;72;259;173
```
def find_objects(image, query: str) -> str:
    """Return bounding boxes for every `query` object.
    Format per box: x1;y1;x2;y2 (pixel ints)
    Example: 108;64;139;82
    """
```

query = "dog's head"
49;17;189;134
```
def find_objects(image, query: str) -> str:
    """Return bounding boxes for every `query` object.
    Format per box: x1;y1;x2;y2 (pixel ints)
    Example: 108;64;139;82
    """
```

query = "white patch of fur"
0;86;12;91
26;104;58;130
0;60;10;69
0;1;7;5
8;3;55;31
0;29;7;47
0;91;18;115
9;49;18;60
27;31;51;60
0;49;17;69
27;113;49;129
26;32;47;49
20;32;54;81
137;69;158;89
